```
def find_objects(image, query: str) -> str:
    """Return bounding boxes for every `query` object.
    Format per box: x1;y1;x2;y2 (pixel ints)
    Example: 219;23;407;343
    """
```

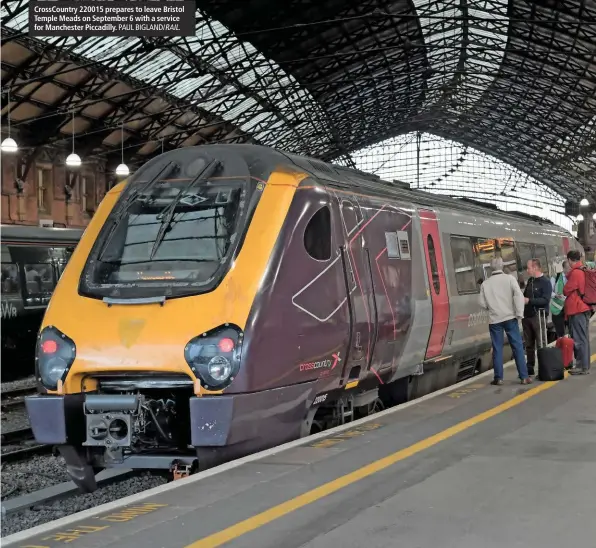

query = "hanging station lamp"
1;137;18;153
115;123;129;177
65;111;81;167
580;179;589;207
1;90;19;153
577;213;584;222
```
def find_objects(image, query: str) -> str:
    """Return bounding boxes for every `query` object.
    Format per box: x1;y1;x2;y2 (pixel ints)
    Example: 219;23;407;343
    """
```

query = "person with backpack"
563;250;592;374
522;258;552;376
550;260;570;338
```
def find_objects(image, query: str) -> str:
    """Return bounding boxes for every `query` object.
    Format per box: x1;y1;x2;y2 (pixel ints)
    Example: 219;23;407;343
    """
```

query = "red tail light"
41;339;58;354
218;338;234;353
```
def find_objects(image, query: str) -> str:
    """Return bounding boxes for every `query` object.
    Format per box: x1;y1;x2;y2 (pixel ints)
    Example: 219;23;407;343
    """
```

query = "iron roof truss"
0;0;594;199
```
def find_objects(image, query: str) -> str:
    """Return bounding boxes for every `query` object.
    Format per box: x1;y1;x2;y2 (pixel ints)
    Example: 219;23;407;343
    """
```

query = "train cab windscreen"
80;150;257;300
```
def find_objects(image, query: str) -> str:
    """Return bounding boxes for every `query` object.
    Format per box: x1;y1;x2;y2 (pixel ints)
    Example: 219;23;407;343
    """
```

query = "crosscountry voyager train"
25;145;580;491
1;225;83;380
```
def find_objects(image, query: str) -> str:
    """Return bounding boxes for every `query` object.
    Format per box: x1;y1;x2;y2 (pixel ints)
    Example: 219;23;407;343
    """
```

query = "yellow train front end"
25;146;302;491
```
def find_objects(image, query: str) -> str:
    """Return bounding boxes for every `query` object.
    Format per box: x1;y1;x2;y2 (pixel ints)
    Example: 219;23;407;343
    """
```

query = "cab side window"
304;206;332;261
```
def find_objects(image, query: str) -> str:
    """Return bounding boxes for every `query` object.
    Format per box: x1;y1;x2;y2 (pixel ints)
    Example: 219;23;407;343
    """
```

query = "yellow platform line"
187;354;594;548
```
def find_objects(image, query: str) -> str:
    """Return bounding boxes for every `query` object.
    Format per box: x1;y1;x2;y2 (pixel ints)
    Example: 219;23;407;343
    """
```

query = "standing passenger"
563;250;591;374
479;257;531;385
522;259;552;376
550;260;570;338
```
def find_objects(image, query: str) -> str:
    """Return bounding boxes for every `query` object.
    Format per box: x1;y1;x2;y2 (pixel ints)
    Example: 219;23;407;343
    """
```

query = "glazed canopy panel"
195;0;596;198
1;0;595;198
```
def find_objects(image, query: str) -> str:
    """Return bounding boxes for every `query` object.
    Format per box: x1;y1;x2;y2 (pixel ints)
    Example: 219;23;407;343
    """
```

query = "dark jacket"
563;264;591;317
523;275;551;318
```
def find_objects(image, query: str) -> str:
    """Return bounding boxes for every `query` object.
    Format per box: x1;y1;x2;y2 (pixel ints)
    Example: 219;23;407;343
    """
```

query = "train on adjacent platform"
25;145;580;491
1;225;83;380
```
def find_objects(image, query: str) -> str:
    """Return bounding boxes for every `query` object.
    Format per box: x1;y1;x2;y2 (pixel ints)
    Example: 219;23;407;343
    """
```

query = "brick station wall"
1;153;111;228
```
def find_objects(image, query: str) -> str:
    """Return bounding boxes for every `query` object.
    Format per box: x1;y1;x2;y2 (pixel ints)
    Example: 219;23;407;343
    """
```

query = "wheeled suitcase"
555;336;575;369
537;309;565;381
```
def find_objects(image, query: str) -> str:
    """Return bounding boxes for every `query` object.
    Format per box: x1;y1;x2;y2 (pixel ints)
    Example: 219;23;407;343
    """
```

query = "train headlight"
207;356;232;382
36;326;76;390
184;325;243;390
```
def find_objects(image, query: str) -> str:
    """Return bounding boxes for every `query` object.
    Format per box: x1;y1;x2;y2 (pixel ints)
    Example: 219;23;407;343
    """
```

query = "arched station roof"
1;0;595;197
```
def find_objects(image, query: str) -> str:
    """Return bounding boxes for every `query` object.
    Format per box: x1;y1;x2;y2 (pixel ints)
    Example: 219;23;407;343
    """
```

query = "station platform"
5;355;596;548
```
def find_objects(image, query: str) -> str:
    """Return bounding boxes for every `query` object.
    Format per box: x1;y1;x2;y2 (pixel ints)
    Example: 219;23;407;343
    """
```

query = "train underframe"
27;352;490;493
27;377;406;492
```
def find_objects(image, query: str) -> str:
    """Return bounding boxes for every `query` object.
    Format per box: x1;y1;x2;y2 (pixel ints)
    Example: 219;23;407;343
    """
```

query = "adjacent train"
25;145;580;491
1;225;83;380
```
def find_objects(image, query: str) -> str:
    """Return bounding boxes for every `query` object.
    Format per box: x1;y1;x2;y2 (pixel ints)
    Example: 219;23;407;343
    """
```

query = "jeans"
489;319;529;380
568;312;591;371
522;315;542;375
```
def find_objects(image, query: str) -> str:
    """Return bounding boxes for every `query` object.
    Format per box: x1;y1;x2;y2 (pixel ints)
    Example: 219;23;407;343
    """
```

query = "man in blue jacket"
522;258;552;376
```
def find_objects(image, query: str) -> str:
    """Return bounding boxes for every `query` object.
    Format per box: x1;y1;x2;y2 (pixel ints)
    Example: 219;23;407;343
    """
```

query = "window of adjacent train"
304;206;331;261
427;235;440;294
90;181;245;291
450;236;477;293
23;263;54;303
1;264;21;295
51;247;74;280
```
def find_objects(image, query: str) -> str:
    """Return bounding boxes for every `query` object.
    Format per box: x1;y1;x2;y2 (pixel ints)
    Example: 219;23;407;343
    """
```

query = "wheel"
354;397;385;419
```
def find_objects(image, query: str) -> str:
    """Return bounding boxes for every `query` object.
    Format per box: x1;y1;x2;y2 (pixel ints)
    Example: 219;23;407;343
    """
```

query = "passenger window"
304;206;331;261
474;238;496;281
534;245;548;275
427;235;440;294
1;263;21;295
450;236;478;294
516;242;533;285
496;238;517;279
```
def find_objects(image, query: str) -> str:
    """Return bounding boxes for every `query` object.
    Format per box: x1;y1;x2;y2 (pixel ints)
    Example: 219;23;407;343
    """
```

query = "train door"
419;209;449;359
335;196;375;380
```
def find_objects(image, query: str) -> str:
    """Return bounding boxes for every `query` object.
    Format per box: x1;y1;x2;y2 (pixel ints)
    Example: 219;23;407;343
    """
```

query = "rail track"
1;387;36;412
1;387;51;463
1;427;52;464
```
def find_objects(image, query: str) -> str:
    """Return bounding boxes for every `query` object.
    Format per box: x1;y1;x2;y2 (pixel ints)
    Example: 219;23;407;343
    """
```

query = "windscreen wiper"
150;159;221;260
99;162;178;257
113;162;177;224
